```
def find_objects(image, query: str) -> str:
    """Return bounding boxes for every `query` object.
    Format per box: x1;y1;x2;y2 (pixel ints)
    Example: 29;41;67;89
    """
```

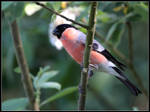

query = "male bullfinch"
52;24;141;96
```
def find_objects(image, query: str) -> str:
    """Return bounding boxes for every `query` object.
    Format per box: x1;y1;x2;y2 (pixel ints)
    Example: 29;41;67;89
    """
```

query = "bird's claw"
88;70;94;78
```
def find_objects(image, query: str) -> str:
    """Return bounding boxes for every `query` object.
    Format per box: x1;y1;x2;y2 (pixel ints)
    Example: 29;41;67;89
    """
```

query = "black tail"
112;67;142;96
115;76;142;96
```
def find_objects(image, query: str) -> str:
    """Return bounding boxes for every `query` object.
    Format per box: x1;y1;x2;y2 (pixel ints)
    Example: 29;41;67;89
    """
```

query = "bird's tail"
112;67;142;96
115;76;142;96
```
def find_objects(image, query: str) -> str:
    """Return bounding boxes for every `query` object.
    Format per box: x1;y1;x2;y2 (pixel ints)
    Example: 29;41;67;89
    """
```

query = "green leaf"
106;22;119;41
14;66;34;80
42;65;51;73
39;82;61;90
133;4;148;21
2;97;28;111
140;2;148;9
111;23;125;47
2;2;13;10
105;22;125;47
34;70;59;89
14;67;21;74
128;2;148;22
38;71;59;83
97;10;111;23
132;106;139;111
40;86;78;107
3;2;25;23
37;65;51;77
119;12;136;23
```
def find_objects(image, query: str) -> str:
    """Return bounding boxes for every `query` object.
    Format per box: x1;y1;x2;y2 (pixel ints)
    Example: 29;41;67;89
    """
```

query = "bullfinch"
52;24;141;96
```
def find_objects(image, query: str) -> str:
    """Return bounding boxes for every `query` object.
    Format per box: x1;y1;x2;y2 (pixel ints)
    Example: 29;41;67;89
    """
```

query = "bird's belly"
62;41;84;64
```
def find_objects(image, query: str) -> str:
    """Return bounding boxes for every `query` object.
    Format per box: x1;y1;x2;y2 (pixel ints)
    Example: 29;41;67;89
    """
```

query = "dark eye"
92;43;98;50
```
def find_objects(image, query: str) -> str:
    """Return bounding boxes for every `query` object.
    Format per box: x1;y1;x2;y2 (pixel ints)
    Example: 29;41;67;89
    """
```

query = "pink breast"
61;38;84;64
60;28;107;65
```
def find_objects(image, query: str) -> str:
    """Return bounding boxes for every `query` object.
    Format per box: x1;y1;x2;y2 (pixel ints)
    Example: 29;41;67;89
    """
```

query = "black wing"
92;43;126;70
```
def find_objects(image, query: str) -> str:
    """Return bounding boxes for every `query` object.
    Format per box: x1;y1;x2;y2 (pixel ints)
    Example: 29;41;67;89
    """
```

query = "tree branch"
35;2;89;29
126;22;133;63
126;22;148;97
10;20;39;110
78;2;98;110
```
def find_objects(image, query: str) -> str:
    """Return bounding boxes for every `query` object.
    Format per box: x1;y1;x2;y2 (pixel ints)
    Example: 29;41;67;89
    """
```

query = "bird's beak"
53;29;59;36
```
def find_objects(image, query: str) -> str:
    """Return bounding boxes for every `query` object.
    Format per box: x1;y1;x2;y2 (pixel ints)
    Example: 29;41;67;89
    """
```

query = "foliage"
2;1;149;110
40;86;78;107
2;97;28;110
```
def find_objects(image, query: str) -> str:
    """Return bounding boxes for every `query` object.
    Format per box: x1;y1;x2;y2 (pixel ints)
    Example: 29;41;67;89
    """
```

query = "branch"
10;20;40;110
78;2;98;110
126;22;148;97
126;22;133;63
35;2;89;29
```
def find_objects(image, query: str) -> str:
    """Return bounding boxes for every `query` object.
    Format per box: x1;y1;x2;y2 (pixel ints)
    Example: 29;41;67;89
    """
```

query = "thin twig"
126;22;133;63
10;20;40;110
35;2;89;29
78;2;98;110
126;22;148;97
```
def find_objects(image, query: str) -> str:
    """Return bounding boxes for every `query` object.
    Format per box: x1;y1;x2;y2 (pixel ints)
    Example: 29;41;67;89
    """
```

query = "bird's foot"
88;70;94;78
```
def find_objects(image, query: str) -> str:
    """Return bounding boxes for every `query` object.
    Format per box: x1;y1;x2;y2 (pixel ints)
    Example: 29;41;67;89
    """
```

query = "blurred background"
2;1;149;110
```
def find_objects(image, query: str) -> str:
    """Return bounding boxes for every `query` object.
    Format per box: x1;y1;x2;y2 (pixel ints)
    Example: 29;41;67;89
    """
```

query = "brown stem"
10;20;40;110
78;2;98;110
35;2;89;29
126;22;148;97
126;22;133;63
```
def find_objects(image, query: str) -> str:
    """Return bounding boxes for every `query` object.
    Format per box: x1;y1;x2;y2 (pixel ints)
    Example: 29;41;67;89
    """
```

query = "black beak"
52;28;61;39
53;29;58;36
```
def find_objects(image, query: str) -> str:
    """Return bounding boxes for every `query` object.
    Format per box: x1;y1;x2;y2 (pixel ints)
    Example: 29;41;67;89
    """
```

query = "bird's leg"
81;63;93;78
88;64;98;78
88;69;94;78
79;63;95;94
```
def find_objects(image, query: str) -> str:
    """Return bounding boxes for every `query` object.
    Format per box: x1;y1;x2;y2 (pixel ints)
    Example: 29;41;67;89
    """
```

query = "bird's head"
53;24;77;39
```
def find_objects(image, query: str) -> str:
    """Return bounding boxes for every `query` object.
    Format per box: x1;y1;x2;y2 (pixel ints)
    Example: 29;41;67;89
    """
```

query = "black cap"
53;24;77;39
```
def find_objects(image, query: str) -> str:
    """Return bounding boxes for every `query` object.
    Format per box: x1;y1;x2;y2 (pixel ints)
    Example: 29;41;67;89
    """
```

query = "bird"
52;24;142;96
